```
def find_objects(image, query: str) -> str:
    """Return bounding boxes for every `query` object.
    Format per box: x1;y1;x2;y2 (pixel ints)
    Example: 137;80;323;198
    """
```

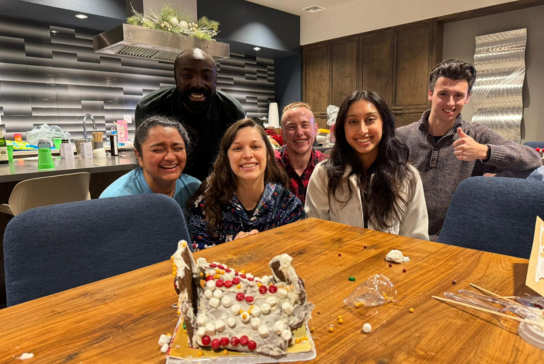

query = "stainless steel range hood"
93;24;230;62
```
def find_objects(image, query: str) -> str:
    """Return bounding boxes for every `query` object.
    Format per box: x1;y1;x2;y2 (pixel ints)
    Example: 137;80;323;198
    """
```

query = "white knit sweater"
305;161;429;240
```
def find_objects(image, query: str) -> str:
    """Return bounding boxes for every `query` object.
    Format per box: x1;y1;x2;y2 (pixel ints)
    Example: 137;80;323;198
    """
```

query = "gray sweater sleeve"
469;123;542;173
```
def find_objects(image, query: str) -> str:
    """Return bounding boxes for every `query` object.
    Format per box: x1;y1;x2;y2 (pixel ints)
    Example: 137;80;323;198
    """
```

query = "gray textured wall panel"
471;28;527;142
0;15;275;140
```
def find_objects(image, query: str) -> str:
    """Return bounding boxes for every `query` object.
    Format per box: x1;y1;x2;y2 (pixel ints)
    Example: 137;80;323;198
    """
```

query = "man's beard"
179;88;213;114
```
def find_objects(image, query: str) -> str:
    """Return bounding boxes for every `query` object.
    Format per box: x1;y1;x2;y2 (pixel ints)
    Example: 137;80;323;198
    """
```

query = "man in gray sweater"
396;59;541;241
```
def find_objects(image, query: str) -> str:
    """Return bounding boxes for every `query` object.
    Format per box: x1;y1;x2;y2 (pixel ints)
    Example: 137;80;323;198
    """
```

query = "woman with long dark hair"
187;118;305;250
305;91;428;239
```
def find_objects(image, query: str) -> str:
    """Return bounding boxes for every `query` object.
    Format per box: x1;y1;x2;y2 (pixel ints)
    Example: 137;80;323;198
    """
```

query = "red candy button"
232;277;241;285
239;274;246;279
248;340;257;351
245;295;254;303
234;271;239;276
231;337;240;346
218;265;225;270
236;292;245;301
220;337;230;347
209;263;217;268
269;285;278;294
202;335;211;346
225;268;232;273
247;277;254;281
211;339;220;350
216;279;224;288
224;280;233;288
206;276;214;281
239;336;249;346
259;286;268;294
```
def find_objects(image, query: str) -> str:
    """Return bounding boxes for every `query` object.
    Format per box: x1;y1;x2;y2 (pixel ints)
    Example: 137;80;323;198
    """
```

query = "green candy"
349;276;356;281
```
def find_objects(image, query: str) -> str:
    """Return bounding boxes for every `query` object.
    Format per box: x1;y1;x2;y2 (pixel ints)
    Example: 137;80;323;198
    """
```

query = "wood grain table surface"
0;218;542;364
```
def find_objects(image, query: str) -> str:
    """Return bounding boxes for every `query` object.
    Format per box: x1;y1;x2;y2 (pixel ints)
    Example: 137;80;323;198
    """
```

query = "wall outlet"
123;115;133;124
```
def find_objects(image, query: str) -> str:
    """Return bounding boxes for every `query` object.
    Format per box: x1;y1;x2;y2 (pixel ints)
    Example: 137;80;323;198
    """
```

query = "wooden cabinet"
303;20;442;128
303;44;330;116
361;31;393;106
331;38;358;108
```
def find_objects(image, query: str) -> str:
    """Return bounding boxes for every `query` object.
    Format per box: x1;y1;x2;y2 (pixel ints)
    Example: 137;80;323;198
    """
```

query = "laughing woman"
100;115;201;211
305;91;429;240
187;118;304;251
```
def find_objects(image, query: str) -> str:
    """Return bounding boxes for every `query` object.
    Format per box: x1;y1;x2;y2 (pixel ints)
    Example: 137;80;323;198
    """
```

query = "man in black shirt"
135;48;245;181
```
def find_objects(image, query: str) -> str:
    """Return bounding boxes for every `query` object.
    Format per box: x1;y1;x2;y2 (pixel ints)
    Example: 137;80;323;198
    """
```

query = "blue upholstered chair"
523;141;544;149
439;177;544;259
3;194;191;306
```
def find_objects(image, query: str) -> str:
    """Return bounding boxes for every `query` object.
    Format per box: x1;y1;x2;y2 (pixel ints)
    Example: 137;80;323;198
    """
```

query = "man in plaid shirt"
274;102;329;205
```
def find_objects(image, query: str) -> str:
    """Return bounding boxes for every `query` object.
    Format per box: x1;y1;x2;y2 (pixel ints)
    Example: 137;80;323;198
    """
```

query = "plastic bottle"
0;125;8;164
110;131;119;156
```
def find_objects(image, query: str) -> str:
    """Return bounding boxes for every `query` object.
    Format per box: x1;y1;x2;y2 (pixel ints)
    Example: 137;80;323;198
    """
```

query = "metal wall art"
471;28;527;142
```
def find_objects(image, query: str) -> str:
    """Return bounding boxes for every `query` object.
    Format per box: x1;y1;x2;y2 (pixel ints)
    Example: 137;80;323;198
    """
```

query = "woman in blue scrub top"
100;115;201;212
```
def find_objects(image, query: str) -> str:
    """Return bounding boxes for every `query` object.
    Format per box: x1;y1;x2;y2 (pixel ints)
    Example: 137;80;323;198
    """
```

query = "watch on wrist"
484;145;491;161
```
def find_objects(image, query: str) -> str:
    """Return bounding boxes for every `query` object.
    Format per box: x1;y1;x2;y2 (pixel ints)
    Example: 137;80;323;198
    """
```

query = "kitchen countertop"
0;151;138;183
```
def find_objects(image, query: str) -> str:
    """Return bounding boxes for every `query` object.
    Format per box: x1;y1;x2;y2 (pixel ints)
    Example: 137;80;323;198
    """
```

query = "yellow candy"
257;283;262;287
177;310;181;315
338;318;343;324
223;350;228;355
295;338;300;344
220;270;225;274
409;308;415;313
197;350;203;357
241;269;246;274
239;309;244;314
338;315;342;319
215;274;220;279
216;268;220;273
170;256;174;261
328;327;334;332
237;284;241;289
310;327;315;333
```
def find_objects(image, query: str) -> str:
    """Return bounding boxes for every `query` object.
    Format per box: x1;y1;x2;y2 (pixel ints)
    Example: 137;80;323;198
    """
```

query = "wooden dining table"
0;218;542;363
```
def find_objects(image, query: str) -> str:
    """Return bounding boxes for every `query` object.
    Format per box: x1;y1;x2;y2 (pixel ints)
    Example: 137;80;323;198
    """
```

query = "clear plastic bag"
26;124;71;146
344;274;397;308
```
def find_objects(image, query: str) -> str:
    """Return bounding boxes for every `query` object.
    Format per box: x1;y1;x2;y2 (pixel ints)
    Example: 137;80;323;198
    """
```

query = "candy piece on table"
362;323;372;333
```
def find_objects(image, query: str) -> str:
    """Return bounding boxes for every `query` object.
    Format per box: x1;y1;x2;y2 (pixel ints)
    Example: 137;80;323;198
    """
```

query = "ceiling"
245;0;358;16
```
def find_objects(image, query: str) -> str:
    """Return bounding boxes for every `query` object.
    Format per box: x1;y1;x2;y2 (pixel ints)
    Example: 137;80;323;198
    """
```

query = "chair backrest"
8;172;91;215
3;194;191;306
439;177;544;258
523;141;544;149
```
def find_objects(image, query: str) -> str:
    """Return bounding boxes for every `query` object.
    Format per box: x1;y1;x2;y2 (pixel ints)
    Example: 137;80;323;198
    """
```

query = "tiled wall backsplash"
0;15;275;141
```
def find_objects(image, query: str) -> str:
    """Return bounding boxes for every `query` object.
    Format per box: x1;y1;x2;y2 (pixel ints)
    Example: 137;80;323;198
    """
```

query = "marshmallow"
221;296;232;308
205;323;215;335
215;320;226;332
160;344;169;353
227;317;236;328
197;314;208;326
251;318;261;329
281;330;292;341
204;289;213;299
209;297;220;308
213;289;223;299
231;304;241;315
277;288;288;299
251;306;261;317
268;297;278;307
158;334;171;346
206;280;216;290
282;302;294;315
261;303;271;314
197;327;206;337
363;323;372;333
258;325;270;338
273;321;285;335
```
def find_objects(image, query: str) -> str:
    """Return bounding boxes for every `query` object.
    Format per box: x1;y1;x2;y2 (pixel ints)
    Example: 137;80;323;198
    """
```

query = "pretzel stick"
469;284;518;305
432;296;544;329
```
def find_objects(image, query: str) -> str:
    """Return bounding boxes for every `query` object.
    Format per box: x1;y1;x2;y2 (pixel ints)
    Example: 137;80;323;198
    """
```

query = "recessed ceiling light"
253;47;261;51
51;30;58;34
75;14;88;19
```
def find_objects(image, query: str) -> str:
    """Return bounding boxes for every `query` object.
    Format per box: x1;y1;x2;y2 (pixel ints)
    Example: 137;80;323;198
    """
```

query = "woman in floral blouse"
187;118;305;251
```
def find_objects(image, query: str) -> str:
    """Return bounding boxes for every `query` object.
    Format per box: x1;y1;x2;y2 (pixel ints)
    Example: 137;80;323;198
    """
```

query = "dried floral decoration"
127;4;219;40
